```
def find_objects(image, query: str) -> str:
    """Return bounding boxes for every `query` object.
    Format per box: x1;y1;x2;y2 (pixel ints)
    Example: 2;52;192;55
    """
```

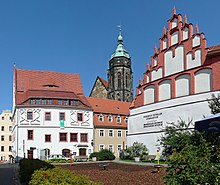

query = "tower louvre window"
118;72;122;88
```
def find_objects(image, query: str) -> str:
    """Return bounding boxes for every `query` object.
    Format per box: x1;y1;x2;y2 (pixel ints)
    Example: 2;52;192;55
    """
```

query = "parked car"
47;154;69;160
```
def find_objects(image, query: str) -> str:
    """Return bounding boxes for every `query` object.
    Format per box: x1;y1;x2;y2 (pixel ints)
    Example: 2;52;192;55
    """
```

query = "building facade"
12;67;94;161
90;32;133;102
87;97;130;158
128;8;220;155
0;110;12;162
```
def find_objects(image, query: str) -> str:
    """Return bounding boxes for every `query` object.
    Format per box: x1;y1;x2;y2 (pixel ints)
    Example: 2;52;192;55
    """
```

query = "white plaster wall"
176;74;190;97
144;85;155;105
146;73;150;83
159;80;172;101
171;32;179;45
163;38;167;50
195;69;212;93
164;45;184;76
193;35;201;47
183;27;189;40
151;67;162;81
128;91;220;155
13;107;94;160
186;49;202;70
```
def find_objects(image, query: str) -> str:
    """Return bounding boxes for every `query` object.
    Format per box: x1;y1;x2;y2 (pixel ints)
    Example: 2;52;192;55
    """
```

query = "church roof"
111;32;130;59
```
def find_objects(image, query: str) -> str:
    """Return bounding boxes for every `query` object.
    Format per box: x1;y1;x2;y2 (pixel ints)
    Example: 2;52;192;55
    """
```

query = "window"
42;99;47;105
58;100;62;105
48;99;52;105
116;116;121;124
99;144;104;151
118;145;122;152
99;130;104;137
124;117;128;124
45;112;51;121
27;111;33;120
9;146;12;152
77;113;83;122
108;115;113;122
9;135;12;141
70;133;78;142
109;130;113;137
27;130;33;140
2;116;4;120
117;72;122;87
64;100;68;106
126;131;128;136
36;99;41;104
1;135;4;141
109;145;113;152
80;133;88;142
9;126;12;131
1;146;4;152
30;99;35;105
59;113;65;121
1;126;4;131
59;133;67;142
98;114;104;122
45;135;51;142
118;130;122;137
73;100;78;106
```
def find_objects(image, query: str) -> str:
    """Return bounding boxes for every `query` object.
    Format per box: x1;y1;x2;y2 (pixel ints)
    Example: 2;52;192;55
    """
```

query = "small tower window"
117;72;122;88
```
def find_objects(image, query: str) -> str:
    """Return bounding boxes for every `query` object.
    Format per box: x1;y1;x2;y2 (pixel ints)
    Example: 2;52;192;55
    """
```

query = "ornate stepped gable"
133;8;220;108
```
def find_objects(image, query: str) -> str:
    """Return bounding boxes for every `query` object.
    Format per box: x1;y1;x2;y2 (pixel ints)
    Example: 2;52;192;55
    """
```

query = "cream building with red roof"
12;66;94;161
87;97;130;158
128;8;220;155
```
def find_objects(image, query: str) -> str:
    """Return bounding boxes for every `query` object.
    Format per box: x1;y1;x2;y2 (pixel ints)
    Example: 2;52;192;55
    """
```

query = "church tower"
107;31;133;102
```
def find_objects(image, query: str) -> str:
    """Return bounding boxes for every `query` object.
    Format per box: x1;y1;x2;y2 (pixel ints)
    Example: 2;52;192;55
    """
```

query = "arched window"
117;72;121;88
125;73;129;88
98;114;104;122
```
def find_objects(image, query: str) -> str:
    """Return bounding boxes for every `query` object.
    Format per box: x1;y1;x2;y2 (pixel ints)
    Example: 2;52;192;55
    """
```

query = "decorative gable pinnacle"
172;6;176;15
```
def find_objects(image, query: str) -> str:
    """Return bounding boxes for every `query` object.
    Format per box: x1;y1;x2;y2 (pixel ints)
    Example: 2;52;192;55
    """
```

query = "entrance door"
27;150;33;159
79;148;86;156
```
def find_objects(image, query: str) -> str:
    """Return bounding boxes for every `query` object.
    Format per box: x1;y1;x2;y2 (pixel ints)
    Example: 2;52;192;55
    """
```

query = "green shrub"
89;149;115;161
19;158;54;184
29;167;102;185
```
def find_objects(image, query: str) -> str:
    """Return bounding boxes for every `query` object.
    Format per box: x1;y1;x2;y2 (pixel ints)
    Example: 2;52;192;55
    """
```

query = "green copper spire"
111;29;130;59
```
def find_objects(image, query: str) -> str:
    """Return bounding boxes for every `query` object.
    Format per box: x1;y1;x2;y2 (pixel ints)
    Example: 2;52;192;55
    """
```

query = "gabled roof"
99;77;108;89
14;68;90;108
87;97;130;115
89;76;108;97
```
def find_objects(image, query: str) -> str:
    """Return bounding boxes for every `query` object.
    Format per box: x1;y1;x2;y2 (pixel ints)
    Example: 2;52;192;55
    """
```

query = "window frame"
116;115;121;124
77;112;83;122
59;133;67;142
98;114;104;122
99;129;104;137
109;129;113;137
27;130;34;140
59;112;65;121
27;111;33;120
45;112;51;121
108;115;113;123
117;130;122;137
45;134;51;142
80;133;88;142
70;133;78;142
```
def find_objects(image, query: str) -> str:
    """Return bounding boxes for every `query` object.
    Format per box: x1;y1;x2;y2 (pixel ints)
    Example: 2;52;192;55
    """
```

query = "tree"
126;142;148;158
160;120;220;184
208;94;220;114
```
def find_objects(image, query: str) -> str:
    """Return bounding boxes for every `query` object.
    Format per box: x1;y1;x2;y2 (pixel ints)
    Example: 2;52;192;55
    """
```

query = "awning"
195;113;220;132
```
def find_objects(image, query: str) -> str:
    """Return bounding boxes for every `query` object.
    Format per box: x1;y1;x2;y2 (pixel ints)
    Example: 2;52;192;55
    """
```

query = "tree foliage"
208;94;220;114
126;141;148;158
160;120;220;184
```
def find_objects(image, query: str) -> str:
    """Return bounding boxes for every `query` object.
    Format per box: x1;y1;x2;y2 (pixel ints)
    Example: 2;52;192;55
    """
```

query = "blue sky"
1;0;220;112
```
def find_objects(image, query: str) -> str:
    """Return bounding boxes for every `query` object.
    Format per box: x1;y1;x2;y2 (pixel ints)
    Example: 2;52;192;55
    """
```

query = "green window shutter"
60;120;64;128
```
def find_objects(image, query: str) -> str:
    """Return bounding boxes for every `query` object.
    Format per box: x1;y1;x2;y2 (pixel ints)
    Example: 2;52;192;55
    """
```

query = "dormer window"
124;117;128;124
73;100;78;106
58;100;62;105
99;114;104;122
108;115;113;122
116;116;121;124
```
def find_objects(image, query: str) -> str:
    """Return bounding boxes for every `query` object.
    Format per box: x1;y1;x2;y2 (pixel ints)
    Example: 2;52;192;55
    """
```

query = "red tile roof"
87;97;130;115
15;68;90;108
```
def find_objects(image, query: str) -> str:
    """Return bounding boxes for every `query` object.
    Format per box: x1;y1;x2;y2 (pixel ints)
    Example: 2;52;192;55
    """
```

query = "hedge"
89;149;115;161
29;167;102;185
